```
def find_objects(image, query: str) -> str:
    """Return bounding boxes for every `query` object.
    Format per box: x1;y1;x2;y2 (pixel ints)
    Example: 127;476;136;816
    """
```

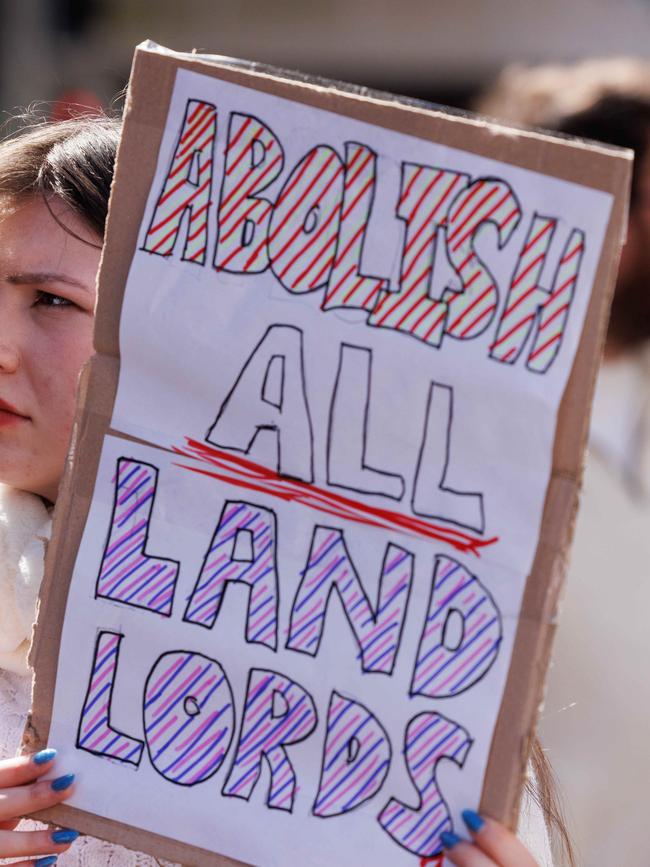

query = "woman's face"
0;196;101;502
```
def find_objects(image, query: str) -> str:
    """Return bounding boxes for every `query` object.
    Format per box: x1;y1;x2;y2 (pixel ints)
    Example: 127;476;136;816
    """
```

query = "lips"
0;398;27;418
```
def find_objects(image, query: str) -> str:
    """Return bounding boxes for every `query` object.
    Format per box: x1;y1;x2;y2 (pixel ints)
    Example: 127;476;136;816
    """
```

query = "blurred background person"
477;63;650;866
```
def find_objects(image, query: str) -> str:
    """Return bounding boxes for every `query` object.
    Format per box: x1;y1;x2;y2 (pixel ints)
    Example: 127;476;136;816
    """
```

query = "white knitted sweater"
0;484;553;866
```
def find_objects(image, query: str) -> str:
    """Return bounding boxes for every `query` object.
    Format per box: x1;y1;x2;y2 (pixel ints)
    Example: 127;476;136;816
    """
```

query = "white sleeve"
0;485;51;675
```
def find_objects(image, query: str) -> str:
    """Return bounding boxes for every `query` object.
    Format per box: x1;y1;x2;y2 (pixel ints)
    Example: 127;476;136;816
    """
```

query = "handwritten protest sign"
28;43;630;866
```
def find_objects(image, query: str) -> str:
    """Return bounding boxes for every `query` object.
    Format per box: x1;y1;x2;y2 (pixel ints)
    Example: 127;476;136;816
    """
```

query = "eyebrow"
6;271;92;293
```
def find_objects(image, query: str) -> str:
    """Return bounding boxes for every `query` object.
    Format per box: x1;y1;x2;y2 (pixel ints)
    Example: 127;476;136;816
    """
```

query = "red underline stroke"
171;438;498;557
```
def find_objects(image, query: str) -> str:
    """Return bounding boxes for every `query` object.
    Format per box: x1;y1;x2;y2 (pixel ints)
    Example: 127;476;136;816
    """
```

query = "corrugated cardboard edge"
25;42;632;865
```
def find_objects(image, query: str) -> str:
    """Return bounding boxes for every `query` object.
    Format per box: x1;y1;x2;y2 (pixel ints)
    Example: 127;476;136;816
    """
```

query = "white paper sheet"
47;67;612;866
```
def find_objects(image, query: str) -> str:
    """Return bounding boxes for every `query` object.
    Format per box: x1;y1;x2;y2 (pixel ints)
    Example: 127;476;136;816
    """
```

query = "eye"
33;290;74;309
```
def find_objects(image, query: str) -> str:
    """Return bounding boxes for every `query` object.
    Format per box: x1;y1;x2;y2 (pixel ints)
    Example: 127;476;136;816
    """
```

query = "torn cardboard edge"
145;40;636;159
25;41;631;865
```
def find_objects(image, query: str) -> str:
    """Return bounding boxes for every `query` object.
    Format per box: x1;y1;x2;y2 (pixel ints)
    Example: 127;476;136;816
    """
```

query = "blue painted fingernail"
52;828;80;843
33;748;57;765
35;857;58;866
441;831;462;849
462;808;486;833
50;773;75;791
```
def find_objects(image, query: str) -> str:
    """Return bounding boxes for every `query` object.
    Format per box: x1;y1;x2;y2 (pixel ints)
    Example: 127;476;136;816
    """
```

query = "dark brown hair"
528;735;575;865
557;95;650;352
557;94;650;206
0;113;121;242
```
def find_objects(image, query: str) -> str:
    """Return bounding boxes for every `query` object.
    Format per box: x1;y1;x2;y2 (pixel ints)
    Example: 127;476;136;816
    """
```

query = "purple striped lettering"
378;712;472;857
411;556;502;698
287;528;413;673
313;692;390;816
183;501;278;648
143;651;235;785
76;631;143;765
96;458;179;616
222;669;317;811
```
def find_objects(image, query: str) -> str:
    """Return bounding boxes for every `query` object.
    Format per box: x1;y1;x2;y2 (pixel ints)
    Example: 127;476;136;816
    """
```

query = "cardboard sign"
28;43;630;866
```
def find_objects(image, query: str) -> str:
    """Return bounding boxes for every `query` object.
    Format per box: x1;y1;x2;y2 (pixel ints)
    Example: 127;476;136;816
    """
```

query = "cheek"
33;321;94;432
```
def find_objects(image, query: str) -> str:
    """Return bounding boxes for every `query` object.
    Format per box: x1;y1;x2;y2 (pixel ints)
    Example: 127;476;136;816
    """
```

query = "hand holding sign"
0;751;78;863
442;812;541;865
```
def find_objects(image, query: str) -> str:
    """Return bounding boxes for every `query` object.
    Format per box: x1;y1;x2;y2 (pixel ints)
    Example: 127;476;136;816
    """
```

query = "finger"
0;750;58;789
461;811;540;867
441;832;496;867
10;857;60;867
0;826;79;858
0;816;21;829
0;774;76;823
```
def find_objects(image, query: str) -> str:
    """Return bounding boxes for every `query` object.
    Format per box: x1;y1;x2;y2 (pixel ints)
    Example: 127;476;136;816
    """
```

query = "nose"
0;295;22;373
0;339;19;372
